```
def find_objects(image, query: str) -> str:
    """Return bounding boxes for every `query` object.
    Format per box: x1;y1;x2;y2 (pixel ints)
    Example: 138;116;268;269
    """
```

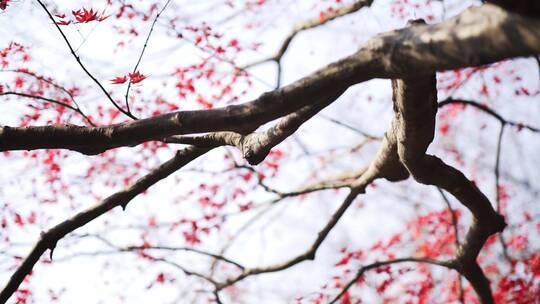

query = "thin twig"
329;257;451;304
436;187;464;303
35;0;137;120
124;0;173;114
243;0;374;69
494;123;512;262
216;183;372;290
438;99;540;133
1;91;94;125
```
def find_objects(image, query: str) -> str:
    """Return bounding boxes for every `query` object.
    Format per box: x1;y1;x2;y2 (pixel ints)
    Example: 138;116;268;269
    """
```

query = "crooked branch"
0;146;210;303
330;257;450;304
244;0;373;69
2;4;539;154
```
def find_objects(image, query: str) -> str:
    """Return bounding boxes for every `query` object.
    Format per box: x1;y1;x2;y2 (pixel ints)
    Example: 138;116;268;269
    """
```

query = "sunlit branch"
166;88;346;165
2;4;540;154
389;67;504;303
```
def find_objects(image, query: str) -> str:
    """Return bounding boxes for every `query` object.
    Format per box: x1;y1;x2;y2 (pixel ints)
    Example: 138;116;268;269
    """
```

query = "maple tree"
0;0;539;303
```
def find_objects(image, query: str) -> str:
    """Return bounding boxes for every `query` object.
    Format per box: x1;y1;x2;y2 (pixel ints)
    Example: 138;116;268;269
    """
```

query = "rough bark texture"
1;4;539;154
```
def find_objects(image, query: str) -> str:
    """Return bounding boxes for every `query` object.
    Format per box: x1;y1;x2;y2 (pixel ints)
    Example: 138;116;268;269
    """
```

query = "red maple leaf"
72;8;109;23
128;72;146;84
110;76;128;84
55;20;72;26
14;213;24;227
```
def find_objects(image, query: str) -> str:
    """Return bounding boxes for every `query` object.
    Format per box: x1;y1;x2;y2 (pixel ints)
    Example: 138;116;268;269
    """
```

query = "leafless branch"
124;0;173;114
243;0;374;69
436;187;465;303
0;146;210;303
494;123;512;262
330;257;451;304
0;91;94;126
438;98;540;133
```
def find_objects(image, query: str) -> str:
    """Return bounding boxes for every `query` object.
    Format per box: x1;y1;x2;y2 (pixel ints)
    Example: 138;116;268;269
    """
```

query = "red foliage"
110;75;127;84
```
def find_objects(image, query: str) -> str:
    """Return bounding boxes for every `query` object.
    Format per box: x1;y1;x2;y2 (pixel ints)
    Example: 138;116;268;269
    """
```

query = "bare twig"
124;0;173;114
436;187;465;303
0;91;94;126
330;257;451;304
243;0;374;69
494;123;512;262
438;99;540;133
216;186;366;290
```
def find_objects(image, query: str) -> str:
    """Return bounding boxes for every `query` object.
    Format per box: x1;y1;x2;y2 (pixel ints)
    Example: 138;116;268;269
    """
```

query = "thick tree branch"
2;4;539;154
0;146;210;303
321;46;507;303
389;68;504;303
166;88;344;165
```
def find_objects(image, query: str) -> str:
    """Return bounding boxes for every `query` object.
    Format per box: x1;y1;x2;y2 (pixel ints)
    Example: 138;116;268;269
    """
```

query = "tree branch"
216;187;365;290
389;67;504;303
330;257;451;304
243;0;374;69
166;87;345;165
2;4;539;154
124;0;173;114
0;91;94;126
494;123;512;262
438;98;540;133
0;146;210;303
